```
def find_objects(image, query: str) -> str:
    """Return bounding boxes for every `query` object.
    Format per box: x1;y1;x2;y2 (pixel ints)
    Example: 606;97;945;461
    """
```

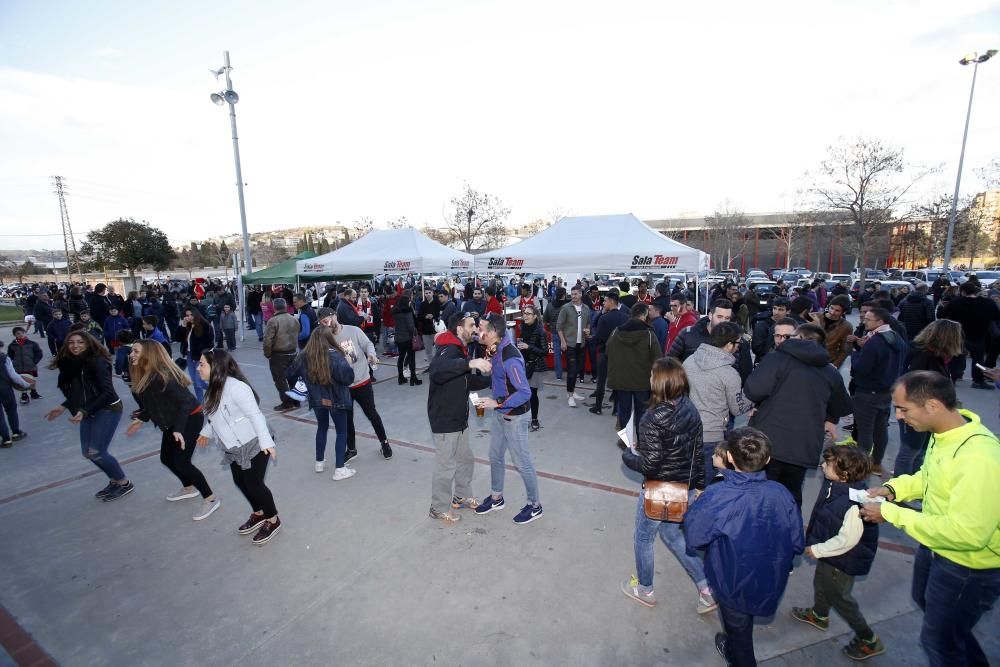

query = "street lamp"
942;49;997;270
209;51;253;277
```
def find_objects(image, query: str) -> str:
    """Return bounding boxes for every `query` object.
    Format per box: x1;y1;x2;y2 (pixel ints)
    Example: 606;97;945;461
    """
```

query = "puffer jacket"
8;337;43;373
897;292;935;340
518;319;548;374
684;469;804;616
683;344;749;443
606;319;661;392
286;349;354;410
621;397;706;490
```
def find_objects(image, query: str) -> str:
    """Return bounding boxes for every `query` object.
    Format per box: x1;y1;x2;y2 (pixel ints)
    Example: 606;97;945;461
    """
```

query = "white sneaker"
332;467;356;481
568;396;577;408
572;392;586;400
166;487;199;502
192;497;221;521
314;460;325;473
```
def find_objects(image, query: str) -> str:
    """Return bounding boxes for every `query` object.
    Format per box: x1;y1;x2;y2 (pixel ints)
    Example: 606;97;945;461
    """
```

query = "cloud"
95;46;123;58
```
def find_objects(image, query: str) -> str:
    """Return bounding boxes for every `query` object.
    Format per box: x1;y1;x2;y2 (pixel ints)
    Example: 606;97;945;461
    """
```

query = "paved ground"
0;321;997;666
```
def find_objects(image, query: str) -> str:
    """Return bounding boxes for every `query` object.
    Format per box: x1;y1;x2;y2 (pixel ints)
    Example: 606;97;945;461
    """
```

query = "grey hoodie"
683;343;750;443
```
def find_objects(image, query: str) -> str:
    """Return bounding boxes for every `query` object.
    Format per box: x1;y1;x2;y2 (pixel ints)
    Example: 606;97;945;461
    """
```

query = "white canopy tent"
295;227;475;278
473;214;710;274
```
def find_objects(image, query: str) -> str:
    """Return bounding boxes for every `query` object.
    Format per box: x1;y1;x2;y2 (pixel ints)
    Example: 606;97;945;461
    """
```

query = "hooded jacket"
883;409;1000;570
743;339;853;468
621;396;705;488
684;468;804;616
606;319;662;392
668;316;753;384
850;329;907;393
897;292;935;339
683;344;749;443
286;349;354;410
427;330;491;433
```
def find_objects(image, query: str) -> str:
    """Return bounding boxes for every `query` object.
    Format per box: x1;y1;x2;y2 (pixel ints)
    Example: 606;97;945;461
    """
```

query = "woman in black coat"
177;307;215;401
620;357;713;612
126;340;219;521
45;331;134;501
516;304;548;431
392;295;421;387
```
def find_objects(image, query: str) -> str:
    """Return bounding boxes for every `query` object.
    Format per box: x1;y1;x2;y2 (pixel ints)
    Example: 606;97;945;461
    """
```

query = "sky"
1;0;998;251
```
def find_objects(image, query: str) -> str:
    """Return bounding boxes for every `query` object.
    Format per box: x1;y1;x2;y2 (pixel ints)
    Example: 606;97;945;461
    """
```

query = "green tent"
242;250;316;285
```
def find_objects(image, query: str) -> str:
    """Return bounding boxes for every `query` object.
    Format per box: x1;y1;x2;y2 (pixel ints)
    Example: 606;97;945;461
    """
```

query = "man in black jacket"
668;299;753;385
426;313;492;523
619;281;637;310
750;296;790;362
589;292;629;416
943;281;1000;388
744;332;853;507
897;282;935;339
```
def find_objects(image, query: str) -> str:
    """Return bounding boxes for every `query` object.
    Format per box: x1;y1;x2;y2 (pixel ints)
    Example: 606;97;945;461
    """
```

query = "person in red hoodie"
485;287;504;317
666;293;698;353
381;287;399;357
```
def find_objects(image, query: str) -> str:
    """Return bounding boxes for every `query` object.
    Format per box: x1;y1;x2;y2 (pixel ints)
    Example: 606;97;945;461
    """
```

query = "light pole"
210;51;253;276
942;49;997;270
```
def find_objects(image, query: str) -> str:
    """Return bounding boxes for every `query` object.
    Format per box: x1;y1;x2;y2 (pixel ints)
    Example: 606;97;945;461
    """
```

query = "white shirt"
574;304;584;344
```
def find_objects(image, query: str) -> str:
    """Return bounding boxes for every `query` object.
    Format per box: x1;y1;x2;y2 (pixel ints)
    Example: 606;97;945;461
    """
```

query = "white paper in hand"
469;392;480;406
849;488;885;504
618;409;637;452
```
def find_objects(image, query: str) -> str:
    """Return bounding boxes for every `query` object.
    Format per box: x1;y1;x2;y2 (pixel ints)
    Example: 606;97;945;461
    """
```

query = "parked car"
850;279;913;304
968;271;1000;288
790;267;813;279
746;270;769;281
778;272;804;285
746;280;778;307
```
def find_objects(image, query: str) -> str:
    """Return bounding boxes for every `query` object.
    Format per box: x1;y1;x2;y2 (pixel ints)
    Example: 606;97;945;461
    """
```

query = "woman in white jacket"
195;349;281;545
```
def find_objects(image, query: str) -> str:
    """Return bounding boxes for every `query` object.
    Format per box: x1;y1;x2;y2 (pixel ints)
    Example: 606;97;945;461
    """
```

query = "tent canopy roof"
243;250;316;285
474;214;709;274
296;227;474;278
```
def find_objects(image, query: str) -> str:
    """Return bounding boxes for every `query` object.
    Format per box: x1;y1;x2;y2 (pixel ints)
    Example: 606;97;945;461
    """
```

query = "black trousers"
397;340;416;380
268;352;296;406
765;459;808;508
230;451;277;518
223;329;236;350
565;343;586;393
159;412;212;497
593;351;609;406
347;383;388;450
966;337;987;383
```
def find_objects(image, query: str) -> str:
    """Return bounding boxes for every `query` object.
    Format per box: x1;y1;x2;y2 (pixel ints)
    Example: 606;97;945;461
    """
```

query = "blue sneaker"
475;495;505;515
513;503;543;524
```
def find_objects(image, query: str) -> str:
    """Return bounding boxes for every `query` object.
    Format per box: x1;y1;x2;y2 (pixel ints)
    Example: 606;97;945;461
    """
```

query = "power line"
52;176;82;282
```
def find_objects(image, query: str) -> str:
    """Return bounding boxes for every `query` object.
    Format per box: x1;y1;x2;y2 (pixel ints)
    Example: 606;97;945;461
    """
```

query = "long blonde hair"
131;340;191;393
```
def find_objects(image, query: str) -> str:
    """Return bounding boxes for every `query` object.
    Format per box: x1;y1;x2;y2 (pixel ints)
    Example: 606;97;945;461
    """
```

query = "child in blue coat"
685;427;804;667
103;307;129;350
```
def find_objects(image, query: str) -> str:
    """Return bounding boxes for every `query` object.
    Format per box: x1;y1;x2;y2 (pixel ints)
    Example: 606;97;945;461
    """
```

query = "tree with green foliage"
79;218;175;282
318;238;330;254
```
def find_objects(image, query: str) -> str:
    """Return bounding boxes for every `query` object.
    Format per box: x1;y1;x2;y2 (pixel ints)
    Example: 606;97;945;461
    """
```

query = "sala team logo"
487;257;525;270
451;259;471;269
631;254;679;270
302;263;325;272
383;260;412;271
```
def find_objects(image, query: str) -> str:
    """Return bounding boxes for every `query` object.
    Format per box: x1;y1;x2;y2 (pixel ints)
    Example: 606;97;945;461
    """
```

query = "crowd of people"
3;270;999;666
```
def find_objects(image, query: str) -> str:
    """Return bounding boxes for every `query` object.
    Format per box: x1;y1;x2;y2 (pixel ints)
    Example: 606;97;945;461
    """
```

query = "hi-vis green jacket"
883;410;1000;570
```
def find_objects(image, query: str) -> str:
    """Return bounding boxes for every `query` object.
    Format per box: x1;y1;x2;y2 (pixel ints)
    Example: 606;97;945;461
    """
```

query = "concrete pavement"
0;322;997;666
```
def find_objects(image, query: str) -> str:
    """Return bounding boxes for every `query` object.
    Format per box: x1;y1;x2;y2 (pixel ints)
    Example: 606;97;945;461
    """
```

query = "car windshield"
949;271;964;279
754;283;777;294
974;272;1000;279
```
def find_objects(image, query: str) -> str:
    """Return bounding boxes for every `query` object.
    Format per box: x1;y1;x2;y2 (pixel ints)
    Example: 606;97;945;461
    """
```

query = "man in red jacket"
665;294;698;352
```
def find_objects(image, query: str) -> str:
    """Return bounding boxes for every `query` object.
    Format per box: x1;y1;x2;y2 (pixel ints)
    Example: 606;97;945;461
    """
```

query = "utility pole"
51;176;82;282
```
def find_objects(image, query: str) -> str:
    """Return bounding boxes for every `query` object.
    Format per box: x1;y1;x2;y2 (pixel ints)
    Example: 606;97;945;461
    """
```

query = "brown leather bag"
642;446;698;523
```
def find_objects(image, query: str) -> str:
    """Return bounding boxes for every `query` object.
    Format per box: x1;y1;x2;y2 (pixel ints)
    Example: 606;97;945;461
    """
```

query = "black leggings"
530;387;539;420
159;412;212;498
230;451;277;518
397;340;416;379
347;383;388;449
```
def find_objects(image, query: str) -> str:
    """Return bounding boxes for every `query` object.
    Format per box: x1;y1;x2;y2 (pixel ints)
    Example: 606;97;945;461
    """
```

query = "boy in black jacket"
791;445;885;661
426;313;492;523
9;327;43;404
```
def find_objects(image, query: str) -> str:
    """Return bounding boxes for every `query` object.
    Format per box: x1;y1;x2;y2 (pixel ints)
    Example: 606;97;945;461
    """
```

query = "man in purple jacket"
473;313;543;524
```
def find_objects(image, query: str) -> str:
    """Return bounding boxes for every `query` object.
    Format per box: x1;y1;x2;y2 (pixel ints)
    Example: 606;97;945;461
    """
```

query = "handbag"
642;439;698;523
412;333;424;351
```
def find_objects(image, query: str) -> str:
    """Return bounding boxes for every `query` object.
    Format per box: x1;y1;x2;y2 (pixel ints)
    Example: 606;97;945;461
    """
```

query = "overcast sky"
1;0;998;251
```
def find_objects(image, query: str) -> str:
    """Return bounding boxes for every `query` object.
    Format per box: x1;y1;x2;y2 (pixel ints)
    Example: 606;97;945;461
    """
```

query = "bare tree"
915;194;955;267
350;217;376;241
705;202;752;269
385;216;410;230
977;157;1000;189
419;225;455;246
806;137;935;286
957;200;992;269
446;183;511;252
547;206;572;226
764;213;809;270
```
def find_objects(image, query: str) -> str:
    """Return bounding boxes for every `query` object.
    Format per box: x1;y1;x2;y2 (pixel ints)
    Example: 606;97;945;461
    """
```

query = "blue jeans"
489;411;539;504
718;602;757;667
912;545;1000;667
80;408;125;481
382;326;397;354
703;441;719;486
187;353;206;402
552;333;563;379
314;407;349;467
633;494;707;590
616;390;650;427
895;422;929;477
254;314;264;341
246;311;255;330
